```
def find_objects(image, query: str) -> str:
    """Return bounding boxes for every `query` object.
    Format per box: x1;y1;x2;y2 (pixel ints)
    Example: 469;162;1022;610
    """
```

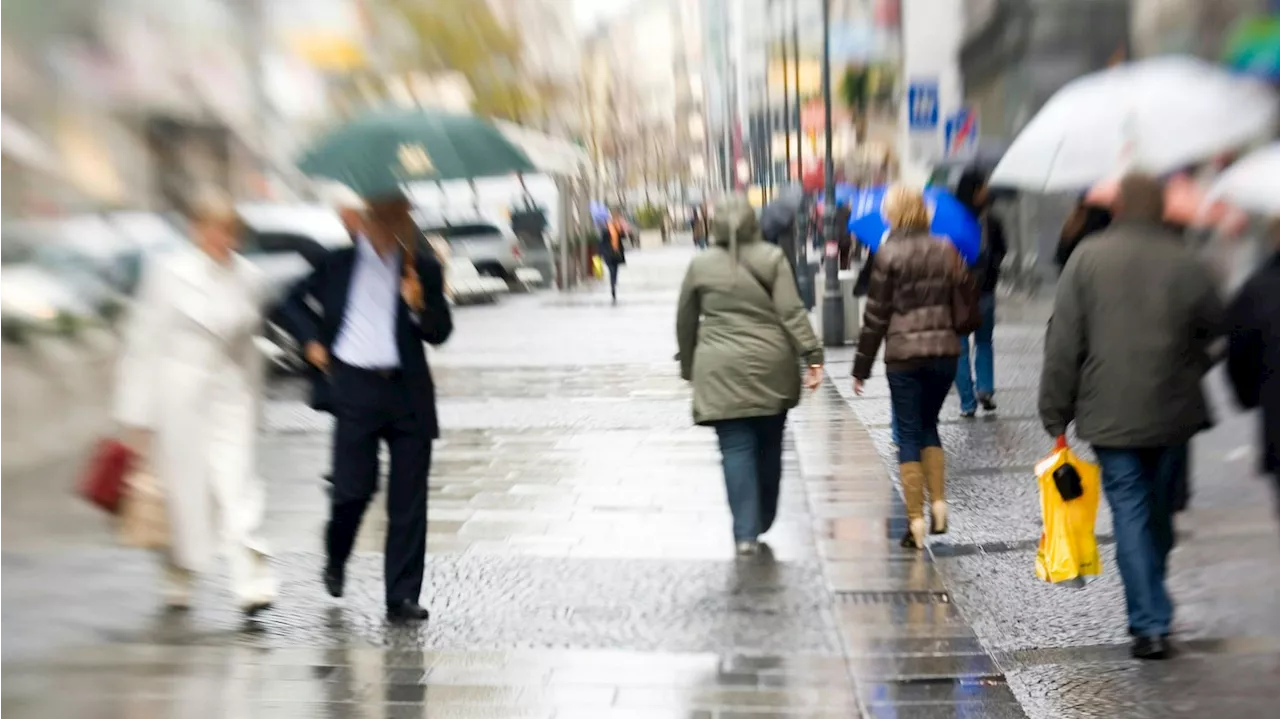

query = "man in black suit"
280;193;452;621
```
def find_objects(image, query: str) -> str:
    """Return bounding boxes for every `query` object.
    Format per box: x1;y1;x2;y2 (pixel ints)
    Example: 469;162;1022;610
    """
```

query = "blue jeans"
606;260;620;298
1093;444;1187;637
891;412;900;446
955;293;996;413
888;358;956;463
714;413;787;542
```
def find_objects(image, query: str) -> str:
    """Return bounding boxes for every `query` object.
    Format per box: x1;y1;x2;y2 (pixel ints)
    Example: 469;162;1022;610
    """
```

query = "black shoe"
323;566;344;598
899;530;921;549
1131;635;1170;660
387;600;430;622
978;393;997;412
241;600;273;618
959;409;976;419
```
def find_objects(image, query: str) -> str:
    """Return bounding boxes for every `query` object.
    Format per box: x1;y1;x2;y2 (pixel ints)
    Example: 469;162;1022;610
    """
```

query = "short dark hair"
1116;173;1164;221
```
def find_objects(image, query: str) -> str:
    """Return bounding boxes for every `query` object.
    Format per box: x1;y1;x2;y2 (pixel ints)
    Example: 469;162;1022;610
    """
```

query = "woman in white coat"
115;189;275;615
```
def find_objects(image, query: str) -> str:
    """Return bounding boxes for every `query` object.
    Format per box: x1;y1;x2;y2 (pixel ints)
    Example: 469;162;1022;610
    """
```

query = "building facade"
1;0;330;216
704;0;901;198
487;0;583;140
584;0;706;208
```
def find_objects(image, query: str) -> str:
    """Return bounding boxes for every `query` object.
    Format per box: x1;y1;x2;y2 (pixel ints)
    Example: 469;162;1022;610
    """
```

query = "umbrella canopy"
1085;173;1247;231
297;109;536;199
589;200;610;225
847;186;982;265
1223;15;1280;82
990;56;1277;193
1208;143;1280;216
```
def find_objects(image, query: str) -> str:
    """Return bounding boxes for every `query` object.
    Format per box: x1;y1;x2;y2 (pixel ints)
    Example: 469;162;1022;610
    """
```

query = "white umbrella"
990;56;1278;193
1207;143;1280;216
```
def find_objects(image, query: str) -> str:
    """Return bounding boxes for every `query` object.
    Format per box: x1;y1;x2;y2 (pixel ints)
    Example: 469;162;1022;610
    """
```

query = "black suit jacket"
278;245;453;438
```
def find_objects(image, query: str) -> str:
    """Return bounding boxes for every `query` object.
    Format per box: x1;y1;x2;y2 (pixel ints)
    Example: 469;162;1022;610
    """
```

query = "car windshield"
423;224;502;239
45;216;133;261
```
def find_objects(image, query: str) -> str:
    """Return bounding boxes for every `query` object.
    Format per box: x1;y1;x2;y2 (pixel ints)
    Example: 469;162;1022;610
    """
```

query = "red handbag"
79;439;135;514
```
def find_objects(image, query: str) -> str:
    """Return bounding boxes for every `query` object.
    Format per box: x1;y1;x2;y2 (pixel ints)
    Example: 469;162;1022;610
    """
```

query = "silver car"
237;203;354;373
413;211;526;284
1;222;103;341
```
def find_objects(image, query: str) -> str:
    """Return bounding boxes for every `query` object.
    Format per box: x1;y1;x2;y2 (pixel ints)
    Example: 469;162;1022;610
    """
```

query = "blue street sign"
907;81;939;131
944;107;978;157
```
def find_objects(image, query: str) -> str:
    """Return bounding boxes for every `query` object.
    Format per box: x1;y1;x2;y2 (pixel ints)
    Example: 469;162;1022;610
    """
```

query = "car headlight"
1;295;58;321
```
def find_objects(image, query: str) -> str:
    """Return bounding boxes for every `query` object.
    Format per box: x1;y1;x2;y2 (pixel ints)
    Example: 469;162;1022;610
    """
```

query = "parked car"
2;216;144;324
102;210;187;292
413;210;529;285
1;225;98;342
237;203;353;373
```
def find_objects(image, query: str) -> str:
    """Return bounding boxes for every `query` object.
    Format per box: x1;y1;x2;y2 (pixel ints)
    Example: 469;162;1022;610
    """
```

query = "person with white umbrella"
1217;144;1280;533
991;56;1277;193
1039;174;1224;660
1225;218;1280;531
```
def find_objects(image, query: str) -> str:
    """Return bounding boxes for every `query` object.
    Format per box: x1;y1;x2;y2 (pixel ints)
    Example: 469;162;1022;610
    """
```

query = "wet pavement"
3;239;1276;717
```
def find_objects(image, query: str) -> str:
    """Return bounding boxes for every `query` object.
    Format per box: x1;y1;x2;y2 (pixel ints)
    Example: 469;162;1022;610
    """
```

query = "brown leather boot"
922;446;947;534
899;461;927;550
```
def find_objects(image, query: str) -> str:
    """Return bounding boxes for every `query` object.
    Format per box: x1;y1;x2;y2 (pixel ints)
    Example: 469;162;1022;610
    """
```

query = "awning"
493;120;589;178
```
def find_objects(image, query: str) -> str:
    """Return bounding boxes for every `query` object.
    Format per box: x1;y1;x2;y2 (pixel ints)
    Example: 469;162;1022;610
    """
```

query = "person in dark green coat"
676;196;824;556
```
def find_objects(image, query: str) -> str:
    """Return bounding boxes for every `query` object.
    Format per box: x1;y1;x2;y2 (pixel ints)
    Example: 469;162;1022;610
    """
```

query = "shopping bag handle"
1054;435;1068;451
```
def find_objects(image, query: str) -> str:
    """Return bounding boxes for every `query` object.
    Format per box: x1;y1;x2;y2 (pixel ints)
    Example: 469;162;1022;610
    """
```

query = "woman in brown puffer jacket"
852;186;977;550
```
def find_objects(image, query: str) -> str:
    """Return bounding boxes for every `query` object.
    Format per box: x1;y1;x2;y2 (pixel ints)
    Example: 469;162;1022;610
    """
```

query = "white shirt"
332;236;401;369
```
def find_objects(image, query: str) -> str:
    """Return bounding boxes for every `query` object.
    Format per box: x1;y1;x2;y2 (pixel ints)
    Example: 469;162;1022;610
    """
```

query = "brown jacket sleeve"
852;251;893;380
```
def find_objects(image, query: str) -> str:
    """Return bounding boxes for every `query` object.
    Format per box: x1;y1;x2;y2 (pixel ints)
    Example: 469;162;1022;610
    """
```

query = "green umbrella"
1223;16;1280;82
296;109;536;199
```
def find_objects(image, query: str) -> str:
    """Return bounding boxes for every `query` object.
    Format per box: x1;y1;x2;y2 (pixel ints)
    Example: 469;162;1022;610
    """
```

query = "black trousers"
326;363;432;606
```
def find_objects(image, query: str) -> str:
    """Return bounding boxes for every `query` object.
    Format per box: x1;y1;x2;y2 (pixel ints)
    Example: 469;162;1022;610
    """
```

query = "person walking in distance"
114;188;276;615
280;192;453;622
600;208;627;304
953;170;1008;418
691;207;708;250
677;196;824;556
852;186;978;550
1040;174;1223;660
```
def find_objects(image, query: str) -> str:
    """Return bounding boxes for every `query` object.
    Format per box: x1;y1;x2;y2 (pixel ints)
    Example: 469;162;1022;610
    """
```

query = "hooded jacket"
676;198;823;425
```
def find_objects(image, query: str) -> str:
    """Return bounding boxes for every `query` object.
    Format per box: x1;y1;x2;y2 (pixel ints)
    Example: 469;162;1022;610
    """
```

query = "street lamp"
779;0;791;183
820;0;844;346
792;0;814;309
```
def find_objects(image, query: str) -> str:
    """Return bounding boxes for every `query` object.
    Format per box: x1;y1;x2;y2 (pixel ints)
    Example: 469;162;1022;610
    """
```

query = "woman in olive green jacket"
676;196;824;556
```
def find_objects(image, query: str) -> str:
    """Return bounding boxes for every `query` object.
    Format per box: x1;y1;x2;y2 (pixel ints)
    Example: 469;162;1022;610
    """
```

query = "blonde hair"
185;186;236;224
884;185;930;233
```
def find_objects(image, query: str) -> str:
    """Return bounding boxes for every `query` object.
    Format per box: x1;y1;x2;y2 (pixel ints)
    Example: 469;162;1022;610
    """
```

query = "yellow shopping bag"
592;256;605;279
1034;443;1102;583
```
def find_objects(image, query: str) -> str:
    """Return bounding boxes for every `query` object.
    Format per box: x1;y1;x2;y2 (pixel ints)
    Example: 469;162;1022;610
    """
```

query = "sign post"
907;81;940;132
944;106;978;159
